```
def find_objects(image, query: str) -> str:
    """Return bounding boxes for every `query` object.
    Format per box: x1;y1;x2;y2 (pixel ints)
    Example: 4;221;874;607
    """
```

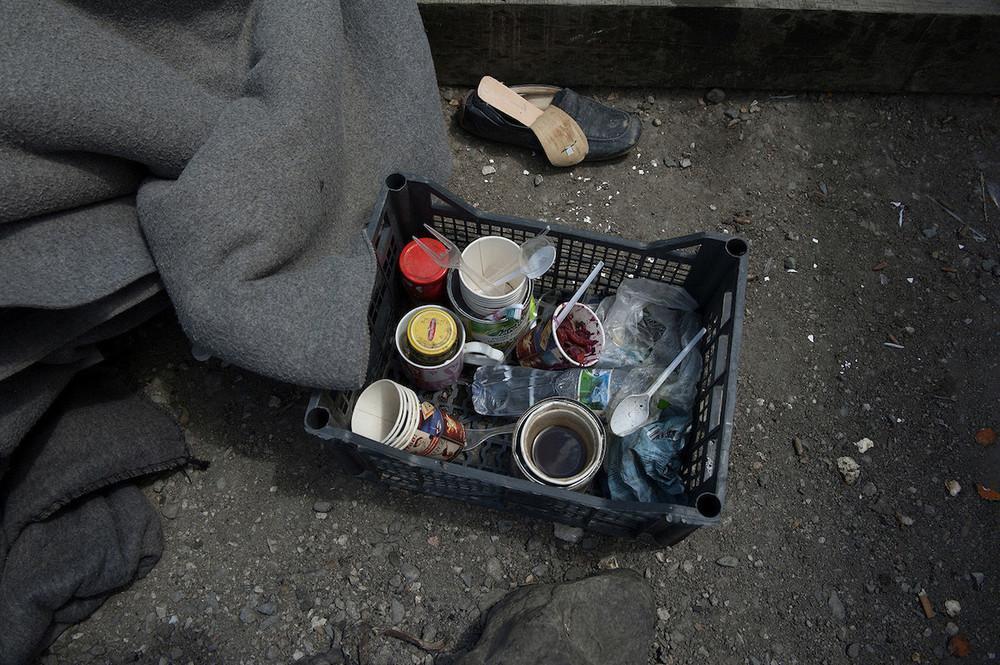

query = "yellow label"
406;308;458;358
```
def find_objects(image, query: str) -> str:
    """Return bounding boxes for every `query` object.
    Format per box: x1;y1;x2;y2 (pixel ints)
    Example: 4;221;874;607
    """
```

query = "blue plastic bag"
604;409;691;503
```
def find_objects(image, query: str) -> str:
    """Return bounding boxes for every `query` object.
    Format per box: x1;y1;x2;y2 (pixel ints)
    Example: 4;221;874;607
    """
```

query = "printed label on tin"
399;402;464;461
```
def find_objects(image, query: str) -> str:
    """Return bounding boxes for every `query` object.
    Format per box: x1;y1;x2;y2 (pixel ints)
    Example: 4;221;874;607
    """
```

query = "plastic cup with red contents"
399;238;448;303
515;302;605;370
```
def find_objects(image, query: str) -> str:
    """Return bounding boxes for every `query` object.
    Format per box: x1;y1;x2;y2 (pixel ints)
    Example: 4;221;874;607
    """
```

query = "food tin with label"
404;306;459;365
399;238;448;303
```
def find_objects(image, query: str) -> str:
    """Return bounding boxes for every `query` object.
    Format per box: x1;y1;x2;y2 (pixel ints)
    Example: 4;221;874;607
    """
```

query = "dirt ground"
46;88;999;665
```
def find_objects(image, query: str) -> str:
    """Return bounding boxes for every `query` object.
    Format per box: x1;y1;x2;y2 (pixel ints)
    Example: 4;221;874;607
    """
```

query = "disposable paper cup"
383;383;414;443
351;379;407;444
464;280;527;318
459;236;526;314
388;385;421;449
515;303;605;370
447;269;537;350
509;398;606;492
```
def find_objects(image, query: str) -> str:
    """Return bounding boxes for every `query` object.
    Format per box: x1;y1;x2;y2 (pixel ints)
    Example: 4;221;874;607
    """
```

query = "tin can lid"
407;308;458;358
400;239;448;285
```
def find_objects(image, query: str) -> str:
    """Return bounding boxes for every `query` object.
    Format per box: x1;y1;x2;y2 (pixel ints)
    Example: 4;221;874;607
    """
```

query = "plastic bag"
604;407;691;502
596;278;701;420
595;278;699;368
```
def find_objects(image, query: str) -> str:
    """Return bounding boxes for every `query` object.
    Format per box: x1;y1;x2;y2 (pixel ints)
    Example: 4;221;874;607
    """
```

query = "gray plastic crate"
304;173;748;545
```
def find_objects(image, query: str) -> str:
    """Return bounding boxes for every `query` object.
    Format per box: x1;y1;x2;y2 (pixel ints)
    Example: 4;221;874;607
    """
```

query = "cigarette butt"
918;591;935;618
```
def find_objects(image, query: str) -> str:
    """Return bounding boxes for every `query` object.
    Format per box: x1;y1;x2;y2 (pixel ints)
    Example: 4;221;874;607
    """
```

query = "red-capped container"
399;238;448;303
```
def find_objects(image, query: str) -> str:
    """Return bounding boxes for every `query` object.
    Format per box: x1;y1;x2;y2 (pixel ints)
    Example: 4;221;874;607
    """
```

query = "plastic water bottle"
471;365;628;416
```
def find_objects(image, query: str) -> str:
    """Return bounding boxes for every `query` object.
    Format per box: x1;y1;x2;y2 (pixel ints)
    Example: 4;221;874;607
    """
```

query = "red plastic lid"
399;238;448;284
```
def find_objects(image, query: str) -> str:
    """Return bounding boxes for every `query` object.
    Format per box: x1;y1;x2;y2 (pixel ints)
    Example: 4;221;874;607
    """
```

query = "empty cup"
351;379;418;445
459;236;527;316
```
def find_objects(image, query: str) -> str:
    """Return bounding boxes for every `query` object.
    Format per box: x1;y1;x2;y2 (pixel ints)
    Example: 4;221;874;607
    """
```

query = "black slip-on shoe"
458;84;641;162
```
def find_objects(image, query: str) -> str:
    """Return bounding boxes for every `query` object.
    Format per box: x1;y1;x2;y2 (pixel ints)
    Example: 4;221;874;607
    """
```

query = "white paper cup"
389;386;421;449
459;236;526;314
351;379;405;443
383;383;414;443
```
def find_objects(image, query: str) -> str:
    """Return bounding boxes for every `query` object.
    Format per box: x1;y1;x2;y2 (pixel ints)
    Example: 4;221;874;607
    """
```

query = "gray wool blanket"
0;0;449;659
0;375;188;664
0;0;450;390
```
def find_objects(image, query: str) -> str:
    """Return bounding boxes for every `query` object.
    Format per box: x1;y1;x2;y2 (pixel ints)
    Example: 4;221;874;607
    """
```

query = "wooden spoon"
477;76;588;167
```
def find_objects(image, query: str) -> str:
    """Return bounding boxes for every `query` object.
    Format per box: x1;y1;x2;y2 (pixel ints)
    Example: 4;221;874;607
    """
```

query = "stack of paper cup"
350;379;420;449
351;379;466;461
459;236;528;317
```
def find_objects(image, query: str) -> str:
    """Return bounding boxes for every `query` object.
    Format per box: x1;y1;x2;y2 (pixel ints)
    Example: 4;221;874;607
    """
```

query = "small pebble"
486;557;506;581
239;607;257;624
854;437;874;453
828;591;846;622
482;165;496;176
946;622;960;636
400;562;420;582
390;598;405;625
705;88;726;104
161;502;180;520
944;599;961;617
553;523;584;544
533;174;543;187
652;118;663;127
679;158;692;169
945;479;961;497
837;456;861;485
784;256;797;270
716;556;739;568
313;500;333;513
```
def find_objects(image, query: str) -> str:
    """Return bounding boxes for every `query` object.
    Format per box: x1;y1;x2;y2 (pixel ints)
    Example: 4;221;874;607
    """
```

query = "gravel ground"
45;89;999;665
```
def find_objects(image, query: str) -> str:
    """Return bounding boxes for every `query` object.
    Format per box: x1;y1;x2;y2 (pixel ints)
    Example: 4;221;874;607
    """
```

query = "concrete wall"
419;0;1000;93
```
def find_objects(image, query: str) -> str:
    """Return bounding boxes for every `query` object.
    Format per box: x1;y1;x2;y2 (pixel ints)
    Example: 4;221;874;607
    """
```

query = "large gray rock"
455;571;654;665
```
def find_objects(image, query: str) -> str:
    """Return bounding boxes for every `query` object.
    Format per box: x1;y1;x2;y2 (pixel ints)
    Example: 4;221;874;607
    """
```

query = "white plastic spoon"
608;327;707;437
413;225;499;295
552;261;604;331
487;229;556;286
